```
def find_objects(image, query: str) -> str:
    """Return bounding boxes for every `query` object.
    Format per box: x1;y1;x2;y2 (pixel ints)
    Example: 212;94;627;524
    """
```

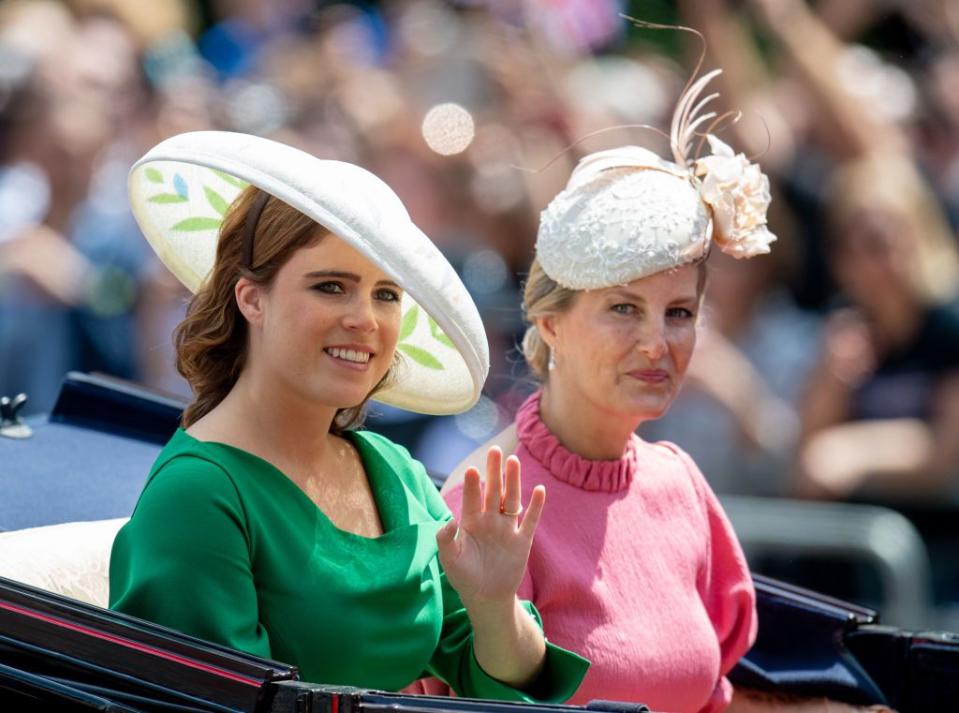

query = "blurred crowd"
1;0;959;612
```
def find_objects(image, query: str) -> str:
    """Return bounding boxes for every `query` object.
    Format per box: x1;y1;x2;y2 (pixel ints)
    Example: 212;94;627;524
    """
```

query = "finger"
519;484;546;540
483;446;504;513
501;455;522;519
461;468;483;519
435;519;459;559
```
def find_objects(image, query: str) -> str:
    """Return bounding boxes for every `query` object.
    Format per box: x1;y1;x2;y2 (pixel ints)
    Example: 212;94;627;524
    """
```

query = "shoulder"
135;435;247;520
148;431;239;486
120;450;251;554
350;429;420;472
440;423;518;495
350;428;435;490
642;437;699;473
139;454;239;507
642;438;713;506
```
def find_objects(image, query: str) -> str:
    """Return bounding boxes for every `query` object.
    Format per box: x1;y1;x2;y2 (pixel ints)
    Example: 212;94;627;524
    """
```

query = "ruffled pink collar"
516;390;639;493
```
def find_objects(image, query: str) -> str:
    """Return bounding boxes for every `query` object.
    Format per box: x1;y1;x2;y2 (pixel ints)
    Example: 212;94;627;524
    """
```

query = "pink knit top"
444;392;757;712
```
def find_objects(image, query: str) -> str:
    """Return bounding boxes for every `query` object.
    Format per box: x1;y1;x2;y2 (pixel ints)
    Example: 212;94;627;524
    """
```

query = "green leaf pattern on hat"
170;217;223;231
428;315;455;348
203;186;229;216
147;168;246;228
396;305;455;370
145;167;457;371
148;193;188;204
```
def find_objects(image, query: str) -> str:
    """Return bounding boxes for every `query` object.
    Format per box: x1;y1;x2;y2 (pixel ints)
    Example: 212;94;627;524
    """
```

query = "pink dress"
443;392;757;712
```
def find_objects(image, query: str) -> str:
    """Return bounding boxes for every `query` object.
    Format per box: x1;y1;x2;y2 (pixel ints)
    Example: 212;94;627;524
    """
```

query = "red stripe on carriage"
0;600;262;687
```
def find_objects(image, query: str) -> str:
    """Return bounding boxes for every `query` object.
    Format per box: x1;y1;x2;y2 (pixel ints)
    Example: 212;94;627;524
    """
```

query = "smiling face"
538;263;701;424
237;234;403;410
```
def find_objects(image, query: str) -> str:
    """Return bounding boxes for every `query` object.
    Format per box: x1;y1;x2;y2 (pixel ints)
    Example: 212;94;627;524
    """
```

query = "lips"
629;369;670;384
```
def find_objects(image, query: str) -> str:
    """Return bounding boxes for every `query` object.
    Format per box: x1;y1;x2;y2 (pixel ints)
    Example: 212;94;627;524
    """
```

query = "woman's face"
540;263;700;423
833;208;914;308
241;233;403;409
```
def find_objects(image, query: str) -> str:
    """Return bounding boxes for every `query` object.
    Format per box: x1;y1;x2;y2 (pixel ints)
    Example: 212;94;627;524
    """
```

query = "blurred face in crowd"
832;208;916;311
538;263;701;425
930;51;959;131
701;250;774;334
39;16;140;158
237;235;403;410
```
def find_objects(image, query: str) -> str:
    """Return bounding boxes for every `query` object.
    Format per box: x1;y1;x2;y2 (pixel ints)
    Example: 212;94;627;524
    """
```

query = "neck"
866;293;924;350
214;367;340;470
538;381;638;461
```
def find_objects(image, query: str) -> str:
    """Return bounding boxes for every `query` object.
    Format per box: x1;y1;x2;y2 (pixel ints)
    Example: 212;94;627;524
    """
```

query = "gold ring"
499;504;523;517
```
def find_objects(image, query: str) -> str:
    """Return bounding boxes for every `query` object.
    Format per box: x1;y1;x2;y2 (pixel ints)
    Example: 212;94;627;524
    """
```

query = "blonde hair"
174;185;395;431
829;154;959;305
521;258;579;380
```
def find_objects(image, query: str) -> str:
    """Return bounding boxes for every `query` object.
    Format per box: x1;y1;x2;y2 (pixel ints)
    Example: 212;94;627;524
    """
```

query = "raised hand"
436;446;545;608
822;309;876;389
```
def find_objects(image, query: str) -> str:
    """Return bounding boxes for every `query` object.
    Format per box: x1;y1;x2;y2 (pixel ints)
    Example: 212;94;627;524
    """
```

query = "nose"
636;317;667;362
341;295;377;333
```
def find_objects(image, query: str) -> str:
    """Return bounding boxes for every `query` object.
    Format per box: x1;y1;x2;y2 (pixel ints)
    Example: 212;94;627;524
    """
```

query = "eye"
312;281;344;294
666;307;695;320
611;303;636;315
375;287;401;302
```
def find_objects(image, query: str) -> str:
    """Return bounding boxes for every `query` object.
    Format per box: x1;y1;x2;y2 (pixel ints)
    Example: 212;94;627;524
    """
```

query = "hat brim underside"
128;132;488;416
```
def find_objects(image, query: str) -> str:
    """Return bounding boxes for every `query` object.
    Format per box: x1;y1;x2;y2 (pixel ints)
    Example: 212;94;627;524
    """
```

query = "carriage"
1;373;956;712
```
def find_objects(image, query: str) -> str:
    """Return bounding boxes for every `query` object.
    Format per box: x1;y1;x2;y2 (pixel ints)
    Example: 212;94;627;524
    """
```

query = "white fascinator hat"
537;68;777;290
128;131;488;415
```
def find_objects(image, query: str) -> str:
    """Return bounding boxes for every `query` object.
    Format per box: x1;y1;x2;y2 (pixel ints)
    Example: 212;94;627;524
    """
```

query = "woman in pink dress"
438;67;773;712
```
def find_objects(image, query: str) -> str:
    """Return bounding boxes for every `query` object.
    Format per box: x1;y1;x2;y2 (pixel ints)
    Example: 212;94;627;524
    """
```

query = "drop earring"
548;350;557;371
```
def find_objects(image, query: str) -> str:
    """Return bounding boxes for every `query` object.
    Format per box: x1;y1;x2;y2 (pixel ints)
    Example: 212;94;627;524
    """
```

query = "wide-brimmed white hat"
128;131;488;415
537;69;777;290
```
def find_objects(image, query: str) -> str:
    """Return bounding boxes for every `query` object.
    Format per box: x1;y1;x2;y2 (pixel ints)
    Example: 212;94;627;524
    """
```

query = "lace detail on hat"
535;69;776;290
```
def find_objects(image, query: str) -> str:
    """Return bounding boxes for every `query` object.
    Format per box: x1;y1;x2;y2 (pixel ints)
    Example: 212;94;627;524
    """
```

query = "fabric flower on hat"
534;67;778;290
694;135;776;259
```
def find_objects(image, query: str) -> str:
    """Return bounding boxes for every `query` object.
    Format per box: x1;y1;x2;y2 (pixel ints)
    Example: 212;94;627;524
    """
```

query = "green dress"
109;428;588;701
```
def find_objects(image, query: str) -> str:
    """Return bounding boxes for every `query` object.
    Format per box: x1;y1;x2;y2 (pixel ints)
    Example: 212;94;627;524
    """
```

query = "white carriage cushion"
0;518;128;608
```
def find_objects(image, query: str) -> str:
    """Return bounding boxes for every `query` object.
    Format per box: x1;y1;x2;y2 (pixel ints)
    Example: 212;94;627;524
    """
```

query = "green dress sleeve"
426;567;589;703
109;456;272;658
379;435;590;702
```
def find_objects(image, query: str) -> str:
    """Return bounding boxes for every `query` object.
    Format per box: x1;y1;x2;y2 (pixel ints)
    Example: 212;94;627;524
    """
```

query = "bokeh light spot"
421;103;475;156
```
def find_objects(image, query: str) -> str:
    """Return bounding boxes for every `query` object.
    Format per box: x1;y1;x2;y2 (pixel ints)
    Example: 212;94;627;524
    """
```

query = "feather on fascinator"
536;66;776;290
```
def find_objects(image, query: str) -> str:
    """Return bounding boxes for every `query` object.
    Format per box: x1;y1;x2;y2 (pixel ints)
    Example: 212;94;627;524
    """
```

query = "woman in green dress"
109;131;588;701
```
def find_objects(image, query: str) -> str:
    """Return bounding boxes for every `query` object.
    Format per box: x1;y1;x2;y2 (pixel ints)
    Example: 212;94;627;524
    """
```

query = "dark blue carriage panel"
0;373;184;531
732;575;885;706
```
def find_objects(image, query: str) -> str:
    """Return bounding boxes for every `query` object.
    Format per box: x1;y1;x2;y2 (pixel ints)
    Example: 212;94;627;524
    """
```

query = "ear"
534;313;561;351
235;277;265;327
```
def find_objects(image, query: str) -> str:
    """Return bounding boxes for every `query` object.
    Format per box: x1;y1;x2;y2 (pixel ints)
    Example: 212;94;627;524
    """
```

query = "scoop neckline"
173;428;406;543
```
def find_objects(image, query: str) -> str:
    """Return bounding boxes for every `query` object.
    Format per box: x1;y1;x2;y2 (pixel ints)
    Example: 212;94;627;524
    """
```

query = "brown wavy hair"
174;185;395;432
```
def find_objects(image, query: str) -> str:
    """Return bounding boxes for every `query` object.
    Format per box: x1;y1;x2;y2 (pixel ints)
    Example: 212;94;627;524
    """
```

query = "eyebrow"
303;270;401;288
607;288;698;304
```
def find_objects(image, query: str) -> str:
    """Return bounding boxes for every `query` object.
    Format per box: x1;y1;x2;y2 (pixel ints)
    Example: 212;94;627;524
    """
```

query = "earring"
548;350;557;371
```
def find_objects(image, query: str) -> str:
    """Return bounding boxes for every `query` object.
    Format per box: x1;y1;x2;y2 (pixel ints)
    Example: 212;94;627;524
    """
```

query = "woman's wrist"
468;597;546;689
463;595;524;633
